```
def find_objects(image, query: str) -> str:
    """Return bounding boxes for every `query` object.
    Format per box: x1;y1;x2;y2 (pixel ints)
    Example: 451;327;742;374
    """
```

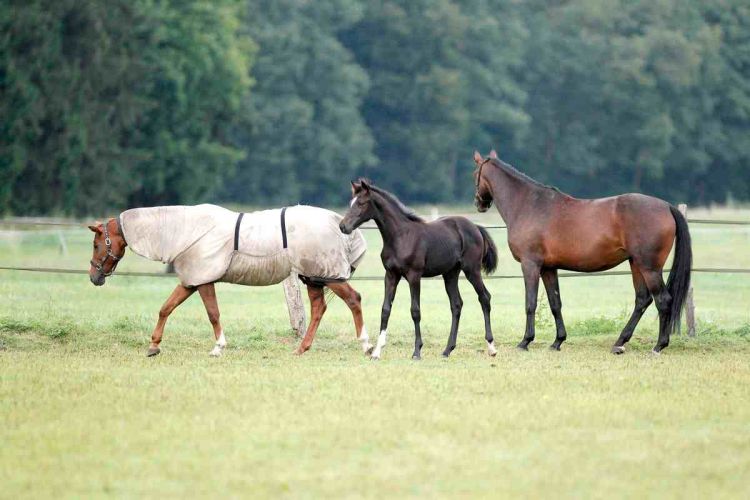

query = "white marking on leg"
359;326;373;354
487;340;497;357
210;330;227;357
371;330;387;359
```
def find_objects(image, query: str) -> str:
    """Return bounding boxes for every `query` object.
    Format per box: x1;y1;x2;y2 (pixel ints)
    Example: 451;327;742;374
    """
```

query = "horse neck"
486;165;546;227
371;193;420;245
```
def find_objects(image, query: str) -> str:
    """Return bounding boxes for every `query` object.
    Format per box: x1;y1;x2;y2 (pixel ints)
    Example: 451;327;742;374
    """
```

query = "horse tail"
476;225;498;275
666;205;692;335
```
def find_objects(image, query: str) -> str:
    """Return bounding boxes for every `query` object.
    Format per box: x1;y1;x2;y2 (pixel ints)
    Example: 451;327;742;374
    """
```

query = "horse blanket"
119;204;367;287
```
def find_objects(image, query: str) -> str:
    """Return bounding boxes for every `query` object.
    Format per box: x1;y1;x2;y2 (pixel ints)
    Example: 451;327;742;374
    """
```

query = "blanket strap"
280;207;288;249
233;212;245;251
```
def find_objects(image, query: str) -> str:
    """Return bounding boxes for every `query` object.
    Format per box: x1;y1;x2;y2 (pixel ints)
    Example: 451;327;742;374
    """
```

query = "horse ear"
351;180;362;194
473;151;483;165
88;223;102;233
489;149;498;159
359;179;371;192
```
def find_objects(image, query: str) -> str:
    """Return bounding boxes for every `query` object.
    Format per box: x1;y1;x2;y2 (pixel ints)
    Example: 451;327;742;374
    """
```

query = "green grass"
1;206;750;498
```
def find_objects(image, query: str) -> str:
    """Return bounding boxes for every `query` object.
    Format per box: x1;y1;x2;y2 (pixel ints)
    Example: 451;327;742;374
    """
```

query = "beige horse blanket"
120;204;366;287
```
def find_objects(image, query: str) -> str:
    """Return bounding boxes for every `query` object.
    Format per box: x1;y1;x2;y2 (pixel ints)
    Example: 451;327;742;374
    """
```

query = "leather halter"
475;157;493;202
90;218;125;277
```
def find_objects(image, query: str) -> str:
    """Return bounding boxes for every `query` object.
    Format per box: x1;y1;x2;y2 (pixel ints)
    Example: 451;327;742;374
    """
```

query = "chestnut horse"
88;218;369;357
340;179;498;360
473;150;692;354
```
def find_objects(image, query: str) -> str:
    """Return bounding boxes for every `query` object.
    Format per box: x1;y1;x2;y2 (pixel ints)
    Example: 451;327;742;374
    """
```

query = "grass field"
1;206;749;498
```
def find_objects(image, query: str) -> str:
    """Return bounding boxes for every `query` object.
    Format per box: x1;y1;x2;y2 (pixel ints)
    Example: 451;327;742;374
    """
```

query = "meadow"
1;206;749;498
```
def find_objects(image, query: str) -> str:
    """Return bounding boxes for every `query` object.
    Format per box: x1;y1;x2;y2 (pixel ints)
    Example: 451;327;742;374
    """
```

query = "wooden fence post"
677;204;696;336
282;273;306;337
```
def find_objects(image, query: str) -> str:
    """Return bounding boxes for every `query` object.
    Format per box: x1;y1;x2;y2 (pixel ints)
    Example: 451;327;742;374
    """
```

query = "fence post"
282;273;307;337
677;204;696;337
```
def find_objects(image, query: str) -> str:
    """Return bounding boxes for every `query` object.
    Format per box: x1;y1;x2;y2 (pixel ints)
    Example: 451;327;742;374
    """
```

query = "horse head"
88;218;127;286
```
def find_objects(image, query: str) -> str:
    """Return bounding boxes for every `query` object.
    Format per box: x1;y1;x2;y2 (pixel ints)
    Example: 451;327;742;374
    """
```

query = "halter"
475;157;494;202
90;218;125;277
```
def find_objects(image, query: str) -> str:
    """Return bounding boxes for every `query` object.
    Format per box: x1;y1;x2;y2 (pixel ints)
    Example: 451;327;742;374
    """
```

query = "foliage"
1;0;749;214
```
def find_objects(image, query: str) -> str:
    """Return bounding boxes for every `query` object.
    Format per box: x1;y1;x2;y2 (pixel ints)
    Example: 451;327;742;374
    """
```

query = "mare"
88;213;368;357
473;150;692;354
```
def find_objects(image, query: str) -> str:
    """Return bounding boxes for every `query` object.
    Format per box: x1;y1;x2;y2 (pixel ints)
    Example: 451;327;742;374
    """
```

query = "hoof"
651;349;661;356
364;345;375;356
611;345;625;355
370;355;380;361
549;344;561;351
293;348;306;356
146;347;160;357
412;354;421;361
210;349;223;357
488;350;498;357
516;343;529;351
442;352;450;358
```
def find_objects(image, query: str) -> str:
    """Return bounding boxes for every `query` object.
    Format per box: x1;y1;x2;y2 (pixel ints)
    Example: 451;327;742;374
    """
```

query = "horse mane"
489;158;563;194
358;178;425;223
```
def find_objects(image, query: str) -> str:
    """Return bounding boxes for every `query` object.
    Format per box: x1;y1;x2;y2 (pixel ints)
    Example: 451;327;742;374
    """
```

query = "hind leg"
464;267;496;356
612;262;653;354
640;268;672;353
442;268;463;357
295;285;327;355
541;268;567;351
328;282;373;355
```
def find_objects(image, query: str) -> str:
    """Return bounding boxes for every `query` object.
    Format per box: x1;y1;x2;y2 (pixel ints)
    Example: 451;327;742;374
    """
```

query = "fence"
2;206;749;337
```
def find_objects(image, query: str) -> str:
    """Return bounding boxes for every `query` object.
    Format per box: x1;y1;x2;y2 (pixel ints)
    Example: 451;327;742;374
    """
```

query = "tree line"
2;0;749;215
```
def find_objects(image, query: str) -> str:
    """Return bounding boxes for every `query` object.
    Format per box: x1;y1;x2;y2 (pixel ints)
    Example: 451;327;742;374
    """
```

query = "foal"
473;150;692;354
340;179;498;359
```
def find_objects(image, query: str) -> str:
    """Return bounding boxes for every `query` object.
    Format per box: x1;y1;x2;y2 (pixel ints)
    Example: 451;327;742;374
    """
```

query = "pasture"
1;206;749;498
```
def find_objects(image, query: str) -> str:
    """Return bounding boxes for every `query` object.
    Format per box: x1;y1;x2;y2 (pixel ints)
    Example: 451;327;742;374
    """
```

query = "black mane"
358;178;425;223
488;158;563;194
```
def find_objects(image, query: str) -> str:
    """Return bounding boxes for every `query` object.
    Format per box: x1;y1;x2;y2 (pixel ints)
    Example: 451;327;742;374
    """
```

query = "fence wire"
1;215;750;280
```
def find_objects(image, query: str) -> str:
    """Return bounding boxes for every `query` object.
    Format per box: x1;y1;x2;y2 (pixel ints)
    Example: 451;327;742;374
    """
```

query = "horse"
88;204;372;357
339;179;499;360
472;150;692;354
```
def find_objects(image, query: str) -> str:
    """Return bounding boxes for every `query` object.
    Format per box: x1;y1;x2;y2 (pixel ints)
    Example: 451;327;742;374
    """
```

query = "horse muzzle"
90;273;105;286
339;221;352;234
474;197;492;213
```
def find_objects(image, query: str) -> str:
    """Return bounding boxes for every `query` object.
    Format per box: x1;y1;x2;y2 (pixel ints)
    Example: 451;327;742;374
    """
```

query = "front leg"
198;283;227;357
372;270;400;360
148;284;196;356
518;260;541;350
406;273;423;360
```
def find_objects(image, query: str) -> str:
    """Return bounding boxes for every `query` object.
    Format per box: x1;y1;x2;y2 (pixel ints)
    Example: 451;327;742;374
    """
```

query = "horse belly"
221;251;292;286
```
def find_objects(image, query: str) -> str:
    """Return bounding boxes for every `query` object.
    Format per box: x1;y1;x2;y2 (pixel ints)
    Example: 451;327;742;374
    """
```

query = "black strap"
280;207;288;249
233;212;244;251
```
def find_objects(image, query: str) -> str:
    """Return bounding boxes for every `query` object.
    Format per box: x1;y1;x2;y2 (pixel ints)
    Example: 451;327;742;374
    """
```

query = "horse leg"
372;270;400;360
541;268;567;351
641;268;672;354
518;260;541;350
406;273;423;360
612;262;652;354
464;268;496;356
295;285;327;355
442;269;462;358
147;284;196;356
327;282;373;355
197;283;227;357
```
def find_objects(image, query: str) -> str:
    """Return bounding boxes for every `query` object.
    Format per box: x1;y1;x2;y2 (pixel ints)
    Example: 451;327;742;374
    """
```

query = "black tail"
477;225;498;275
666;205;692;335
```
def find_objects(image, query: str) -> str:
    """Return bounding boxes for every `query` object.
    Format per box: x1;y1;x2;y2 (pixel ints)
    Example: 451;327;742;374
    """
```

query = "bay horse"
473;150;692;354
88;205;371;357
339;179;498;360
